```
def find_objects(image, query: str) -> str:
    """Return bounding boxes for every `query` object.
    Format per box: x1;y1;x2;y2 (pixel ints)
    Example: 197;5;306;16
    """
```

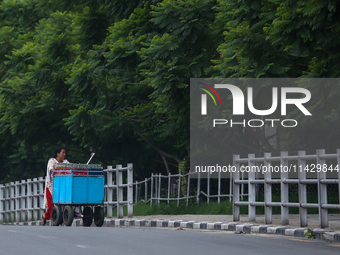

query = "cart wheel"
51;205;63;226
63;205;74;226
82;206;93;227
94;206;104;227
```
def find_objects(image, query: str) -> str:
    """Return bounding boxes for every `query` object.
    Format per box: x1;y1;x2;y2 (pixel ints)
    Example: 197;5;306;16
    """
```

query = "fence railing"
0;178;45;224
133;171;247;206
105;164;133;219
232;149;340;228
2;150;340;229
0;164;133;223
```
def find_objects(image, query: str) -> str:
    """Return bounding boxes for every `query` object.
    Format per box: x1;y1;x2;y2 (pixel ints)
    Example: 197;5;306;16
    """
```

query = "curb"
4;219;340;242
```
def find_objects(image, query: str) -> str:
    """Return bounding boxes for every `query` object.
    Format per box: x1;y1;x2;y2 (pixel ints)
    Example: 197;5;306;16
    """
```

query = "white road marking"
38;236;56;239
75;245;91;249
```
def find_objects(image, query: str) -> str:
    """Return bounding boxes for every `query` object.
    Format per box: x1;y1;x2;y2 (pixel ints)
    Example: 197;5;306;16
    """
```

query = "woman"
41;147;70;226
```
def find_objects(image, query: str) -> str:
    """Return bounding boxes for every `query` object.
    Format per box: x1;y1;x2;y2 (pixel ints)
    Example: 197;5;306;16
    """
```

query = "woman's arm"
46;158;55;188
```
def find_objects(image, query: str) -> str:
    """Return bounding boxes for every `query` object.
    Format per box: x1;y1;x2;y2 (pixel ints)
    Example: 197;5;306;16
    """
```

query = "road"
1;225;339;255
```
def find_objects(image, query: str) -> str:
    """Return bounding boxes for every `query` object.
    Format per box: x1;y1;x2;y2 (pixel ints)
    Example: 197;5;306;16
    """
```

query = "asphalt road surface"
1;225;340;255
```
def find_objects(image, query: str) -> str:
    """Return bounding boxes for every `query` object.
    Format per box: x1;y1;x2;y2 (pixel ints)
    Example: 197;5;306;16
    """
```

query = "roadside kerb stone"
284;228;294;236
221;223;229;230
174;220;182;228
293;228;308;237
157;220;168;227
125;220;134;227
227;223;238;231
168;220;175;228
207;223;215;230
323;232;340;242
200;223;207;229
267;226;281;234
214;222;223;230
313;229;333;240
276;227;292;235
114;219;120;227
236;224;258;233
136;219;146;227
193;223;201;229
134;219;142;227
180;221;188;228
187;221;195;229
72;219;81;227
251;225;268;234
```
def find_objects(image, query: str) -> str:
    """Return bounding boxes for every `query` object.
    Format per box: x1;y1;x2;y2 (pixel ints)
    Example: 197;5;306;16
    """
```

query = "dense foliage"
0;0;339;183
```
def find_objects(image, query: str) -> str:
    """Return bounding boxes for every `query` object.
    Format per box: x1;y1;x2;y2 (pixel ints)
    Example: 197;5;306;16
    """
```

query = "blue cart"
51;164;105;227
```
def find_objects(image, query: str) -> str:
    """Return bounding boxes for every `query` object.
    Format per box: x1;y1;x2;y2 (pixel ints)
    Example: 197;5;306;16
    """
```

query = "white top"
45;158;70;188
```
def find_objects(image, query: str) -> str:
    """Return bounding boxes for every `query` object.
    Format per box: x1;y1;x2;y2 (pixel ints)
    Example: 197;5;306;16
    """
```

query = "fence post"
177;174;181;207
248;154;256;222
233;155;240;221
158;174;161;204
281;151;289;225
150;174;153;207
33;178;38;221
106;166;113;218
127;163;133;218
27;179;32;222
145;178;148;203
5;184;9;223
0;184;4;223
135;181;138;204
21;180;26;222
218;171;221;204
38;177;44;219
298;151;307;227
187;173;191;207
116;165;123;218
264;153;272;224
10;182;15;222
207;171;210;204
155;174;158;205
168;173;171;204
229;172;233;202
337;149;340;214
197;172;201;204
241;171;244;200
317;149;328;228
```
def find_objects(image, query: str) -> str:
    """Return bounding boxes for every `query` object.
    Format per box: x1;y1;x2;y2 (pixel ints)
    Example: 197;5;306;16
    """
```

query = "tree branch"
317;44;340;62
245;127;276;152
151;158;178;167
131;126;182;164
160;154;170;175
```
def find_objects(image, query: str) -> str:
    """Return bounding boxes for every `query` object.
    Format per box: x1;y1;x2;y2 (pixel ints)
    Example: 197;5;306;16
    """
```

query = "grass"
111;193;340;217
113;199;235;217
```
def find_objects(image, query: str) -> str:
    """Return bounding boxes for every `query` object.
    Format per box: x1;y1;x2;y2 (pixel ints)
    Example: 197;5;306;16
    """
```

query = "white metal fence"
2;151;340;229
232;149;340;228
0;178;45;223
105;164;133;219
0;164;133;223
133;171;247;206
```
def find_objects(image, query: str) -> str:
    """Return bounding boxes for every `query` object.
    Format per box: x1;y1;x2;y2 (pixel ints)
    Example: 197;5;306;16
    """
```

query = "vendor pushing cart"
50;162;105;227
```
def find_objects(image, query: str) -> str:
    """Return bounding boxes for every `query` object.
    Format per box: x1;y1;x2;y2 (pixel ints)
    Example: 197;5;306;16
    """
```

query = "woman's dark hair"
53;147;66;158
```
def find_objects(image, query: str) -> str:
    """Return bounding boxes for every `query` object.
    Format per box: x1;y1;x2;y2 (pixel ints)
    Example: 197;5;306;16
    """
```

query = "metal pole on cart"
86;153;95;165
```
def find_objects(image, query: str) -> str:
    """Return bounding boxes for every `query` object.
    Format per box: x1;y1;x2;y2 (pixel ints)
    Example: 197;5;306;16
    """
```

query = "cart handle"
86;152;95;164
